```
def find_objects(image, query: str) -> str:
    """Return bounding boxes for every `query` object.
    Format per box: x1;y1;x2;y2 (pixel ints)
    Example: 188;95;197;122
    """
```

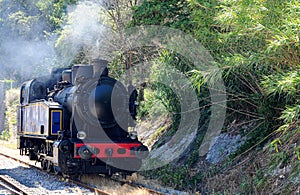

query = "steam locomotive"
17;60;148;177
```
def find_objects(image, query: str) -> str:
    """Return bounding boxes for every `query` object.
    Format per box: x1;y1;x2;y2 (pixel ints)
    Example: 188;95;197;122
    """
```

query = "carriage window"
20;85;26;104
40;125;45;134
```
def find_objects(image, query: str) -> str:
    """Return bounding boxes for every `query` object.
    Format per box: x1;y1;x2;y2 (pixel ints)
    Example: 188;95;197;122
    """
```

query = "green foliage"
198;0;299;156
1;0;77;37
137;49;193;121
1;129;10;140
8;11;38;37
132;0;300;192
131;0;192;31
36;0;78;32
137;88;169;118
270;138;282;153
212;0;300;68
263;69;300;159
280;106;300;124
262;71;300;103
1;89;19;141
143;164;190;189
0;0;78;85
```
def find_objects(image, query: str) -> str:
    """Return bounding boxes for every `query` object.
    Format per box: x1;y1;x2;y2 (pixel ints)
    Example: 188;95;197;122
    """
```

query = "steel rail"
0;175;29;195
0;152;110;195
0;151;166;195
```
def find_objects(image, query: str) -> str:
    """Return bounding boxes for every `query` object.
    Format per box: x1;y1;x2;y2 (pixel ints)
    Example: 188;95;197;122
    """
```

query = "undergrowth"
1;89;19;141
131;0;300;193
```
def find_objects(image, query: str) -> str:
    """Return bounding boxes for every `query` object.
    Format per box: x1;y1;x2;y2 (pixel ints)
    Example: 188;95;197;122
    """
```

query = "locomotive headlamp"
77;131;86;140
129;131;138;140
58;140;71;153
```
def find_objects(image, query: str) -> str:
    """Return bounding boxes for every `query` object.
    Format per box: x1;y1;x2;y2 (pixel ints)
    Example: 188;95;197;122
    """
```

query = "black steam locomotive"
17;60;148;177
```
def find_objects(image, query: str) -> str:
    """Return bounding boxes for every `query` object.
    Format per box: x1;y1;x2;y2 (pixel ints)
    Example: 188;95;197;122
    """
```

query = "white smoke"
0;0;130;81
56;1;112;65
1;38;56;79
56;0;130;65
0;0;57;81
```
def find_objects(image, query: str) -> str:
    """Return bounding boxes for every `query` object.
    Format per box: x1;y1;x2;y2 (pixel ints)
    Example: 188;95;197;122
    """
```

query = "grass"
0;139;17;149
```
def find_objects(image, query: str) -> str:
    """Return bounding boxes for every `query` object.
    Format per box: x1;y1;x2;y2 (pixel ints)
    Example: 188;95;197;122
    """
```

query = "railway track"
0;151;166;195
0;174;29;195
0;151;108;194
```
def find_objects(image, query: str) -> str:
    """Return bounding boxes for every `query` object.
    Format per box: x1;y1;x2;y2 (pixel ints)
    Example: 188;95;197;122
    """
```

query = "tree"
55;0;143;66
0;0;77;83
129;0;300;192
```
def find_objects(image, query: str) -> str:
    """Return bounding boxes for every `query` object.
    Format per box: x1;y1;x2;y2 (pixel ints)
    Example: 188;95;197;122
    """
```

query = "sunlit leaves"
280;105;300;124
262;71;300;100
131;0;192;30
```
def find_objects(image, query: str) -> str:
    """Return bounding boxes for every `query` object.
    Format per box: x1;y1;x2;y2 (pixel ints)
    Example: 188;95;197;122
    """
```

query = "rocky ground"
0;153;92;194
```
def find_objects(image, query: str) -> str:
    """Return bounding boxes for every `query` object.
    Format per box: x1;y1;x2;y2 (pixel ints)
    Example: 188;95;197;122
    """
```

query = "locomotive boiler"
17;60;148;177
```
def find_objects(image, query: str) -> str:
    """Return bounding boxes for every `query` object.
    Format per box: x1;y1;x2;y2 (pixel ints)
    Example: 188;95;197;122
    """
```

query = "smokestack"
92;59;109;77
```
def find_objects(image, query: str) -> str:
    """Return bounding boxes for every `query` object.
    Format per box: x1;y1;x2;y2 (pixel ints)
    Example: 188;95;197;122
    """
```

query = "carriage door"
17;85;26;132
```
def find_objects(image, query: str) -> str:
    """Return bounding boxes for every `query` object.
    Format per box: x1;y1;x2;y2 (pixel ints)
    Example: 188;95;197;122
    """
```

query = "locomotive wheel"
40;144;46;154
105;167;113;178
62;172;69;178
46;161;53;173
41;159;47;170
121;173;129;180
53;166;60;175
29;150;37;160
